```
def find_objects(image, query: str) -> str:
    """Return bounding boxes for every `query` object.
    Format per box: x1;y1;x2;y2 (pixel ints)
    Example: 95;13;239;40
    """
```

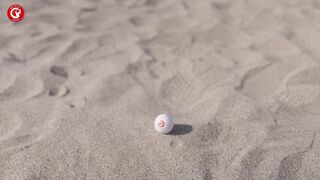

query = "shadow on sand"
169;124;193;135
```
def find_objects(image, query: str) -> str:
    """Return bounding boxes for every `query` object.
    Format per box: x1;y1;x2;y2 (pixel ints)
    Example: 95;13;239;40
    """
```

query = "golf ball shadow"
169;124;193;135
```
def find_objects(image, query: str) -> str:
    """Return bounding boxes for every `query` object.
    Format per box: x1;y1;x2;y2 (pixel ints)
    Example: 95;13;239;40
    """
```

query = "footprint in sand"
39;66;72;98
49;87;70;97
50;66;68;78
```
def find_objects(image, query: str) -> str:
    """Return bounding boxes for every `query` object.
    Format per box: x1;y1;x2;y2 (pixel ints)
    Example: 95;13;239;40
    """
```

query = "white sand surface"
1;0;320;179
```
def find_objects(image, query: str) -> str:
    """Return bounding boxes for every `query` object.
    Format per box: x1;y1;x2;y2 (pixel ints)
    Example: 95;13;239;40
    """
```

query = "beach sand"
1;0;320;179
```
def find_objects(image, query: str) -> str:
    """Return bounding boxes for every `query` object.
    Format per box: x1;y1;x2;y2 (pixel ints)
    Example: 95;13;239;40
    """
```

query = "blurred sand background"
1;0;320;179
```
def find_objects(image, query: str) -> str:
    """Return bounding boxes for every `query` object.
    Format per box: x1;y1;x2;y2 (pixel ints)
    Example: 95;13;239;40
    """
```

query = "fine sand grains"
1;0;320;179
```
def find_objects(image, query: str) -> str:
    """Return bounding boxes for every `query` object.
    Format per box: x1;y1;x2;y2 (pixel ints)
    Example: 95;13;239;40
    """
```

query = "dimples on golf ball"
154;114;174;134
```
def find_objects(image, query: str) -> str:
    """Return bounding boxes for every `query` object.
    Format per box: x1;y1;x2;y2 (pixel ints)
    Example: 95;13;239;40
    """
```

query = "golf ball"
154;114;174;134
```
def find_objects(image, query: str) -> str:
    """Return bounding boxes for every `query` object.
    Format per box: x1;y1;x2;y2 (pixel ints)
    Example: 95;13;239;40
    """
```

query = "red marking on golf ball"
158;120;165;128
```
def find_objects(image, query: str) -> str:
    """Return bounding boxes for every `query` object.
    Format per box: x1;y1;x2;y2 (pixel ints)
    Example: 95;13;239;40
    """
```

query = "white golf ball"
154;114;174;134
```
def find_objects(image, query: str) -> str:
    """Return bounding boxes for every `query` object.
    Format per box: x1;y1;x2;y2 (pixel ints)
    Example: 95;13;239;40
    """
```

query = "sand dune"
1;0;320;179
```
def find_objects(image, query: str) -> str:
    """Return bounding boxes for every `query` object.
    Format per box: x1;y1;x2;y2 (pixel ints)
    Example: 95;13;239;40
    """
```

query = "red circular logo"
158;120;165;128
7;4;25;22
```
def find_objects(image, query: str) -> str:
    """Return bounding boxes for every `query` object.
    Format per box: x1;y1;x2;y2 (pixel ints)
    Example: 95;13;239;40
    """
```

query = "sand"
1;0;320;179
